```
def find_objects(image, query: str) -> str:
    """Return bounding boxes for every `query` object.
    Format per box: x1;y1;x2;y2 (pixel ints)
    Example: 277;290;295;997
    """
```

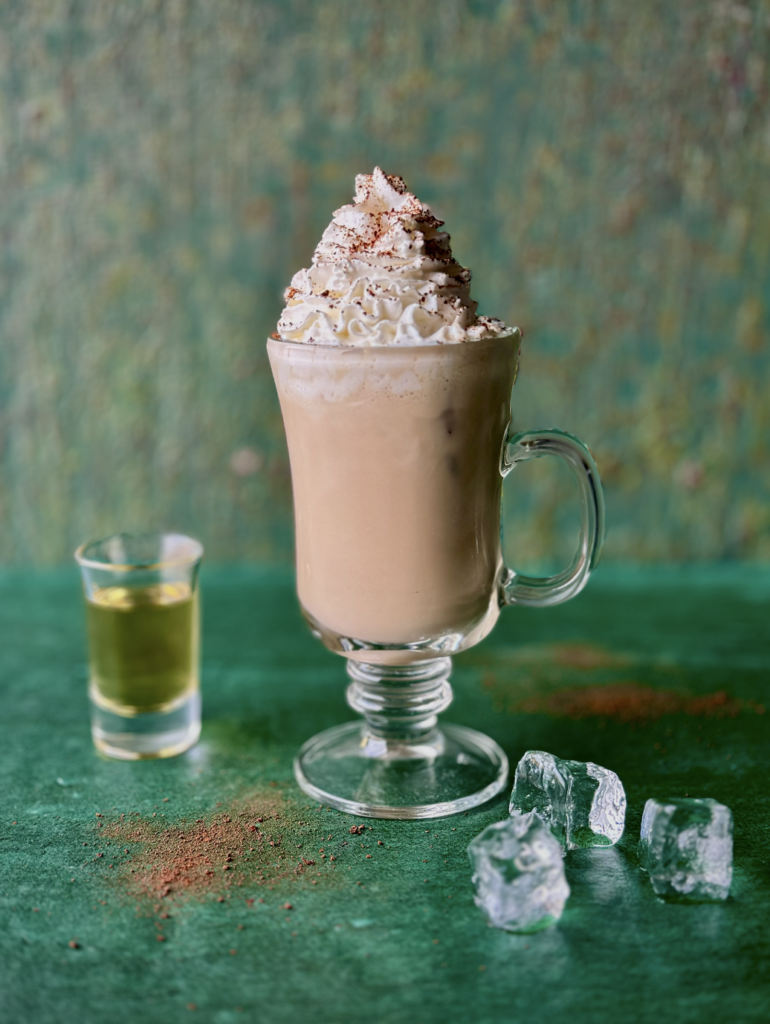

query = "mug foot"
293;721;508;820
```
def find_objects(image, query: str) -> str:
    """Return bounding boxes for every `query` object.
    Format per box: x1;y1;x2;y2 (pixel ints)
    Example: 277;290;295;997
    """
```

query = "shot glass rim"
74;531;204;572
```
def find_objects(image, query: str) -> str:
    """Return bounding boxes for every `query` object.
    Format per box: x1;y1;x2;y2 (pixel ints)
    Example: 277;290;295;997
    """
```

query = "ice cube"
509;750;626;850
467;812;570;933
638;797;733;901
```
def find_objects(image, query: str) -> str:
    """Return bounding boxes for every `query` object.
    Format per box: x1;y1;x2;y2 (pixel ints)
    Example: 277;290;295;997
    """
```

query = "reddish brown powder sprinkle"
478;645;629;689
95;790;347;932
517;683;744;723
100;793;320;908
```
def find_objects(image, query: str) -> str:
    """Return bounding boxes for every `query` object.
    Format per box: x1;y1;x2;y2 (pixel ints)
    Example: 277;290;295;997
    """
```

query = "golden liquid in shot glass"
86;581;198;714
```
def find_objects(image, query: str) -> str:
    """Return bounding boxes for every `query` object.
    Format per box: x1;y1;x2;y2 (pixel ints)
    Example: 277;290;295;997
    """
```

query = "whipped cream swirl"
277;167;511;346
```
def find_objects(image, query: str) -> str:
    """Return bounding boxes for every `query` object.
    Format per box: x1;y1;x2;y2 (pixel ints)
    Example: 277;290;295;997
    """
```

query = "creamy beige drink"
269;168;517;657
269;335;518;648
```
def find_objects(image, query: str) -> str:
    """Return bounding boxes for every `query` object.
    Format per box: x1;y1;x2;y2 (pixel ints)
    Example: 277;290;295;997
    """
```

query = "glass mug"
268;329;604;819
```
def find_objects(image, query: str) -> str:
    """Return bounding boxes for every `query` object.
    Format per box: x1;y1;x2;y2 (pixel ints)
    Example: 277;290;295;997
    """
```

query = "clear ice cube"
509;750;626;850
467;811;570;933
638;797;733;901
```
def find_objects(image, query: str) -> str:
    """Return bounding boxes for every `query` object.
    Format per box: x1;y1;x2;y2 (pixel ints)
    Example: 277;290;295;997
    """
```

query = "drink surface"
269;336;518;654
86;582;198;713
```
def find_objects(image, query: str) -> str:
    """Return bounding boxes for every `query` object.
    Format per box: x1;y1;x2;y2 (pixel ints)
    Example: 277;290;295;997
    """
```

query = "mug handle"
499;428;605;607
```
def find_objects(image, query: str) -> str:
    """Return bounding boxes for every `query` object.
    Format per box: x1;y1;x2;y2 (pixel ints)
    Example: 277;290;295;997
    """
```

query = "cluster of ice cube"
509;750;627;851
468;750;733;933
638;797;733;902
467;812;570;933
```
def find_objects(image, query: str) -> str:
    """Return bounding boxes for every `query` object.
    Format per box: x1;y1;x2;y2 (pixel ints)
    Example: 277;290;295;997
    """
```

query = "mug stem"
346;658;454;743
292;655;509;818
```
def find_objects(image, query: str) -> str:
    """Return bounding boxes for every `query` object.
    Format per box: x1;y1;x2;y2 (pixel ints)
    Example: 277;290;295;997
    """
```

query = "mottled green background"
1;0;769;566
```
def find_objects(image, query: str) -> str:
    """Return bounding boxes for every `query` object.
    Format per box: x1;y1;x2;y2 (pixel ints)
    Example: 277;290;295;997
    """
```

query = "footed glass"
75;532;203;760
268;331;604;818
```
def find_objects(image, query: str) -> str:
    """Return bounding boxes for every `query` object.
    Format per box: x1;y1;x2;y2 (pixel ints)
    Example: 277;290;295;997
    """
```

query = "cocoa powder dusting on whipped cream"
277;167;511;346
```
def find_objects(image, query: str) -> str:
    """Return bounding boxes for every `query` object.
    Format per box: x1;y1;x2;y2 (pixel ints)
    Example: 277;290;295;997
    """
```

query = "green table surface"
1;566;769;1024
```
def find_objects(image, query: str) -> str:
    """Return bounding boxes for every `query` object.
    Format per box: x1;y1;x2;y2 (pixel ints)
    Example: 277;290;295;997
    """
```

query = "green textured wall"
1;0;769;566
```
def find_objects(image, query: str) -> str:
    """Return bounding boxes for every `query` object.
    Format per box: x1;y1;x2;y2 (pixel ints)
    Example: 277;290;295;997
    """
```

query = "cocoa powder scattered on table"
518;683;744;723
101;794;316;907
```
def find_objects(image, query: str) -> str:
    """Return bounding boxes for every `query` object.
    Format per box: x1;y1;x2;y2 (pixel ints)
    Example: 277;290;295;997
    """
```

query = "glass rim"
267;326;522;350
74;531;204;572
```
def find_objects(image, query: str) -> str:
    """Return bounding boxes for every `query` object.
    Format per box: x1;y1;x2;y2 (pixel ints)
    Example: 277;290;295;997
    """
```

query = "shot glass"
75;532;203;760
